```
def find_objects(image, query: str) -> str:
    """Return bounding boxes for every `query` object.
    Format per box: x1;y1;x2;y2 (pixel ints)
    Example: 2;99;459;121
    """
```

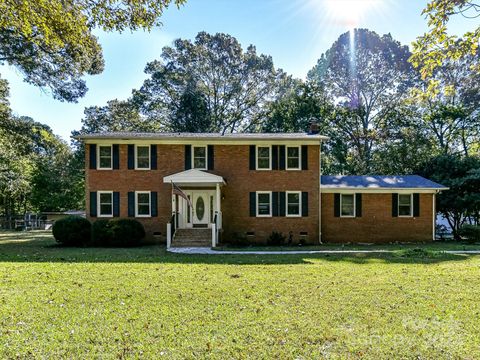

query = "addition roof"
321;175;448;190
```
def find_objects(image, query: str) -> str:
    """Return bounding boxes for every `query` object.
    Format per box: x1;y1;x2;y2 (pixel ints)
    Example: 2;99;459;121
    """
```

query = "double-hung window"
256;192;272;217
286;191;301;217
136;191;151;217
192;146;207;169
98;191;113;217
98;145;112;169
398;194;412;217
256;146;271;170
286;146;301;170
340;194;355;217
135;145;150;169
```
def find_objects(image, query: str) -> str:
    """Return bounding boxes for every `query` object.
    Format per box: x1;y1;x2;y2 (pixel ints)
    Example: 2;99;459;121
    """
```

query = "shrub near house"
459;225;480;243
92;219;145;247
52;217;145;247
52;216;91;246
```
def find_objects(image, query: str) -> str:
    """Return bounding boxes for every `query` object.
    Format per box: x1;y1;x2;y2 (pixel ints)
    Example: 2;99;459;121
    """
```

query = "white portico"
163;169;225;230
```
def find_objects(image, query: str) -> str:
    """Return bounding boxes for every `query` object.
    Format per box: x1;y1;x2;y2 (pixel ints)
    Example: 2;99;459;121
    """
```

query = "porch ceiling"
163;169;226;187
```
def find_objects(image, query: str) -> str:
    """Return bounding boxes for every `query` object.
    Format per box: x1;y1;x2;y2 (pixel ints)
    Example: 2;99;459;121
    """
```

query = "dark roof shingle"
321;175;448;189
75;132;328;141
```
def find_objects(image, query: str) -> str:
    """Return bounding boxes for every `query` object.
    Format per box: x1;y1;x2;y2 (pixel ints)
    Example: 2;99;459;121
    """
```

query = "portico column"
216;183;222;229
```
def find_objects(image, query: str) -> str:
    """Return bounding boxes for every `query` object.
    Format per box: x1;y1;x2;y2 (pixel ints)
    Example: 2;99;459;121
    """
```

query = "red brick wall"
212;145;320;245
320;193;434;243
86;144;184;241
85;144;320;244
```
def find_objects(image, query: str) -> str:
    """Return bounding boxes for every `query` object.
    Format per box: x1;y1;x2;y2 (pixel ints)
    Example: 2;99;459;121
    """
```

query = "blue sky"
0;0;471;141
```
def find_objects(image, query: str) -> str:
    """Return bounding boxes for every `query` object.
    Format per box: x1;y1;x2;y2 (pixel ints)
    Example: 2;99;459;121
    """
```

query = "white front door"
192;192;210;227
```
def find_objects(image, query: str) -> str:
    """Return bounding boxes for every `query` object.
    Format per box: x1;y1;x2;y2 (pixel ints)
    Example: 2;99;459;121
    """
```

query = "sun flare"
320;0;385;28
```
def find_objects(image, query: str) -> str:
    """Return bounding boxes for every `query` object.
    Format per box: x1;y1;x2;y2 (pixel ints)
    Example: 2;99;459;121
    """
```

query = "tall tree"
308;29;416;173
74;99;159;136
418;155;480;239
0;78;83;222
133;32;283;133
415;52;480;156
410;0;480;92
0;0;185;101
262;80;332;133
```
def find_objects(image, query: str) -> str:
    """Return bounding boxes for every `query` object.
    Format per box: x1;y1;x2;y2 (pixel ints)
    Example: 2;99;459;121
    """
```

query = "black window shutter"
249;145;256;170
249;192;256;217
90;192;97;217
279;192;286;216
113;144;120;170
127;145;134;169
128;192;135;217
301;145;308;170
272;192;279;216
413;193;420;217
151;191;158;217
392;193;398;217
355;193;362;217
207;145;214;170
334;194;340;217
113;192;120;217
302;192;308;217
279;145;286;170
150;145;157;170
89;144;97;169
272;145;279;170
185;145;192;170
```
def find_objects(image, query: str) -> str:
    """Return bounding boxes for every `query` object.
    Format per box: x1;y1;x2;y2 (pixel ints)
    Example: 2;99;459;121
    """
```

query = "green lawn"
215;241;480;252
1;231;480;359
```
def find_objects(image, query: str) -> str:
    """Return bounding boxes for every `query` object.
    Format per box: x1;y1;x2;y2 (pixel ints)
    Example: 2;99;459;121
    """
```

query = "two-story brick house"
77;130;447;246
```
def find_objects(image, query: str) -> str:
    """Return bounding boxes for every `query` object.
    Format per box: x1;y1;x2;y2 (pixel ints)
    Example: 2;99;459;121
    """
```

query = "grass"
214;241;480;252
1;231;480;358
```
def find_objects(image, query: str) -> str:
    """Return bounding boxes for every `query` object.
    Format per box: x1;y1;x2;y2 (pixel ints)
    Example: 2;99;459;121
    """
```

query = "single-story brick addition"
76;128;448;246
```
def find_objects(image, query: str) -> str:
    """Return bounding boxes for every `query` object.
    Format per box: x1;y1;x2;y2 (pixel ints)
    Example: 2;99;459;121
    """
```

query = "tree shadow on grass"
0;231;473;265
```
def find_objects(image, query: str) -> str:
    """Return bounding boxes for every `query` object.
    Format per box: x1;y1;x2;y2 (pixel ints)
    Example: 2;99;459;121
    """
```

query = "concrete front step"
172;228;212;248
172;241;211;248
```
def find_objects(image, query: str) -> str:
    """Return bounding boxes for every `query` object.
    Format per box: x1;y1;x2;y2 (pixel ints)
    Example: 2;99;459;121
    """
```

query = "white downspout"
319;140;323;244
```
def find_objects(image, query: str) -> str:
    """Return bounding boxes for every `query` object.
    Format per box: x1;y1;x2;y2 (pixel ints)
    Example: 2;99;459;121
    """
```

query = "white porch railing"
211;223;216;247
167;223;172;248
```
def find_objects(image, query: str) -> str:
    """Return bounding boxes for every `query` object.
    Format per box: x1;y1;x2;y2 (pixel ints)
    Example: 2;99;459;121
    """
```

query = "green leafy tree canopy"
0;0;185;102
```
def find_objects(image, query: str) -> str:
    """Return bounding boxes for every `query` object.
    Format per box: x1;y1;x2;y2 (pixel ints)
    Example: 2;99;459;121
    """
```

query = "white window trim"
135;145;151;170
135;191;151;218
340;193;356;218
97;191;113;217
256;145;272;171
256;191;272;217
286;146;301;171
191;145;208;170
398;193;413;218
97;145;113;170
286;191;302;217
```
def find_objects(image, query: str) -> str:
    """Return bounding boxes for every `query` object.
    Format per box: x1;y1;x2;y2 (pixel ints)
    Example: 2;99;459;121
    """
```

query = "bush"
109;219;146;247
229;232;250;247
92;218;145;247
52;216;91;246
458;224;480;243
91;219;113;246
267;231;286;246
